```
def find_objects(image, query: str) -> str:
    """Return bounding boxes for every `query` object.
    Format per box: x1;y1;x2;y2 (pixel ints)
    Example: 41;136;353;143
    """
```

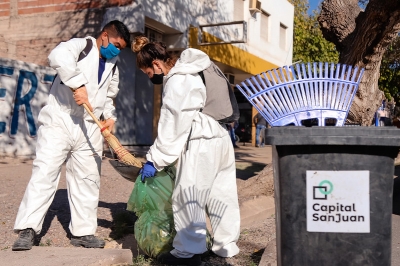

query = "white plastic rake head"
236;62;365;126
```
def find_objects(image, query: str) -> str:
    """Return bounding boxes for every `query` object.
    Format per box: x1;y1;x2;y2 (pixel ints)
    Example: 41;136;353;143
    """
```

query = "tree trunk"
318;0;400;125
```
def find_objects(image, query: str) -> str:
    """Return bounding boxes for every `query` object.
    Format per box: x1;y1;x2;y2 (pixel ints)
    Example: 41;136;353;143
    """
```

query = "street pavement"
0;144;272;266
2;144;400;265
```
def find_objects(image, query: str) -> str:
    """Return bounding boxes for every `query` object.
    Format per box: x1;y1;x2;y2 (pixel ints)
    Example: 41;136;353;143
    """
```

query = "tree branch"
318;0;360;52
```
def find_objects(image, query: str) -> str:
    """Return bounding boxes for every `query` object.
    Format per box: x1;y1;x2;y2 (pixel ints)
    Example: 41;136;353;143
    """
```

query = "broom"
71;88;142;168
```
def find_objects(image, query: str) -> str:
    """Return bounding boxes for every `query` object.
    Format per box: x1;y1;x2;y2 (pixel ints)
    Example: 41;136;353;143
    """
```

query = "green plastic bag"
134;209;213;258
127;165;212;258
127;166;175;216
134;209;176;258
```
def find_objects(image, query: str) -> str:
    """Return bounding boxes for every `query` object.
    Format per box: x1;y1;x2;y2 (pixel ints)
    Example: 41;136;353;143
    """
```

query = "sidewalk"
0;143;272;266
4;144;400;265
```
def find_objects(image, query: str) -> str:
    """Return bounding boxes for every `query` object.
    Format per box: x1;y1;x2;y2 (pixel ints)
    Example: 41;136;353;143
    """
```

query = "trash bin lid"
265;126;400;146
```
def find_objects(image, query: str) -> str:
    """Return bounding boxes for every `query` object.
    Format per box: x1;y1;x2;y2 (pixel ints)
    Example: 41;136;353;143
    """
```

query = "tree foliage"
379;36;400;104
288;0;339;64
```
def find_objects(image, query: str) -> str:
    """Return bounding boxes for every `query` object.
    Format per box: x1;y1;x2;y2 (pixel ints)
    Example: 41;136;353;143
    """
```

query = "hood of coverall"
166;48;212;79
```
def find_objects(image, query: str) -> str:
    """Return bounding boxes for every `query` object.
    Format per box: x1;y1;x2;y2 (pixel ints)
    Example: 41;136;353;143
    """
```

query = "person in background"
132;36;240;266
377;100;388;126
12;20;130;251
253;112;267;147
227;120;239;148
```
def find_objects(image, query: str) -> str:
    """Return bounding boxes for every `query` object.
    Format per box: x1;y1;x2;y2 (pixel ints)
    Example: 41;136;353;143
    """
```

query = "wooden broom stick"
71;88;142;167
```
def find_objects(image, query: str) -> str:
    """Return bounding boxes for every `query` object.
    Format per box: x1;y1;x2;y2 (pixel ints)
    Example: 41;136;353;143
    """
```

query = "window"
145;27;163;42
260;10;269;41
233;0;244;21
280;23;287;50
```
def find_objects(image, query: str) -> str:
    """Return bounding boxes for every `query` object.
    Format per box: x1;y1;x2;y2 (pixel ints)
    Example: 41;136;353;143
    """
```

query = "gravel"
0;155;137;250
0;149;276;265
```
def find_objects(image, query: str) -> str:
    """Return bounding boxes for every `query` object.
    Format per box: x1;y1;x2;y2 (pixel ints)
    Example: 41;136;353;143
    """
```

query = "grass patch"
132;254;155;266
39;239;52;246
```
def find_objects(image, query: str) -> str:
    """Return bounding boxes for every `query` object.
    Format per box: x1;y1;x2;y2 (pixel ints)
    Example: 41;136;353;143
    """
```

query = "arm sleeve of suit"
103;66;119;122
146;74;206;171
47;38;89;89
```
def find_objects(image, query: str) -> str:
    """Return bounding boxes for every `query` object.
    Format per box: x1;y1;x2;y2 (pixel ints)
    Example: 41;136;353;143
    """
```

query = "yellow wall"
189;27;278;76
189;27;276;146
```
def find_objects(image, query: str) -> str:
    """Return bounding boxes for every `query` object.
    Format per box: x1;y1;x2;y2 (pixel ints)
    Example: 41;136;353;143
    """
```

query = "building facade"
0;0;293;156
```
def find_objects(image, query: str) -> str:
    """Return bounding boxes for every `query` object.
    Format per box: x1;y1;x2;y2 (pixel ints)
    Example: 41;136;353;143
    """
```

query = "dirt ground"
0;148;275;266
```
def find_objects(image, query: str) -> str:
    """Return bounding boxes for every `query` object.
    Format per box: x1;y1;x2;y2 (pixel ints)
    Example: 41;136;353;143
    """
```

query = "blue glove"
140;161;157;182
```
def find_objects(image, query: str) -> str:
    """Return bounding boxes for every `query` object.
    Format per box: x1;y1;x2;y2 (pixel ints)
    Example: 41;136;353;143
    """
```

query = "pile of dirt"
237;164;274;204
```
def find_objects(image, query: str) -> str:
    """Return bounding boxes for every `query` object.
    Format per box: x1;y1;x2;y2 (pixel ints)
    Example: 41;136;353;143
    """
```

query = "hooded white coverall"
146;48;240;258
14;37;119;237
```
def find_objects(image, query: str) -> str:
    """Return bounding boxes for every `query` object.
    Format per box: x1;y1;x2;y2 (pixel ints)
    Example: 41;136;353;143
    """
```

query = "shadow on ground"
236;162;266;180
36;189;70;245
98;201;137;241
36;189;137;249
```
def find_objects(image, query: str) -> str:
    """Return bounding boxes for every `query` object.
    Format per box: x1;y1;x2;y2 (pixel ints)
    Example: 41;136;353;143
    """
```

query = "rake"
236;62;365;126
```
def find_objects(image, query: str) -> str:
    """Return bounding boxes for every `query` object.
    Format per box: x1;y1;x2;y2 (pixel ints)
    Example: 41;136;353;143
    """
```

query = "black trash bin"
266;126;400;266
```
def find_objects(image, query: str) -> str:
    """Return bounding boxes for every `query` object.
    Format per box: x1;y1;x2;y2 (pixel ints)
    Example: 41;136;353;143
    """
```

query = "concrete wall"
104;0;294;147
246;0;294;67
0;54;153;157
102;0;239;147
0;58;56;157
0;0;294;155
0;0;132;66
133;0;294;73
113;48;155;146
0;0;154;153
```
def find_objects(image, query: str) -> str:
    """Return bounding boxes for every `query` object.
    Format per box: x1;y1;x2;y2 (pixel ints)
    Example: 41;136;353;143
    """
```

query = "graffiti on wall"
0;58;55;157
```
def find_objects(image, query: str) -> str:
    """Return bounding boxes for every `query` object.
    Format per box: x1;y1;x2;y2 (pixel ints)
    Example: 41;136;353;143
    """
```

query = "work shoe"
70;235;105;248
157;252;202;265
12;228;35;251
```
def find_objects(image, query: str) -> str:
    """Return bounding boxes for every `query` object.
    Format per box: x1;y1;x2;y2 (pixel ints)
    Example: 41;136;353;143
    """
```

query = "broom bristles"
70;99;143;167
101;128;143;168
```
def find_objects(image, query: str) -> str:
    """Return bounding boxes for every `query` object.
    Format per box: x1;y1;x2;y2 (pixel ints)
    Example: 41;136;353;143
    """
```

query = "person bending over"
132;36;240;265
12;20;130;251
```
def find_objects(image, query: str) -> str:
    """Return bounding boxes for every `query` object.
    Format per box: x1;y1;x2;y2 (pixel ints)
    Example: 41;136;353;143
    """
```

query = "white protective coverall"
146;48;240;258
14;37;119;237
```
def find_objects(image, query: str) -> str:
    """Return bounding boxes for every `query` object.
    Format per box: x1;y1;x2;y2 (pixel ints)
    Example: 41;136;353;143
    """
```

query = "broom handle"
82;103;104;129
70;87;105;130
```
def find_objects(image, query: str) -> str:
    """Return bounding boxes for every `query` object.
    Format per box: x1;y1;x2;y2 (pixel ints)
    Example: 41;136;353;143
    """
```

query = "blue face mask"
100;37;120;59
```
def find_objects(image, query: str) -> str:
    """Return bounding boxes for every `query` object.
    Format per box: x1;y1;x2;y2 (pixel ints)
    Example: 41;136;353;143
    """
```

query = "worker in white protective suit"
12;20;130;251
132;36;240;266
